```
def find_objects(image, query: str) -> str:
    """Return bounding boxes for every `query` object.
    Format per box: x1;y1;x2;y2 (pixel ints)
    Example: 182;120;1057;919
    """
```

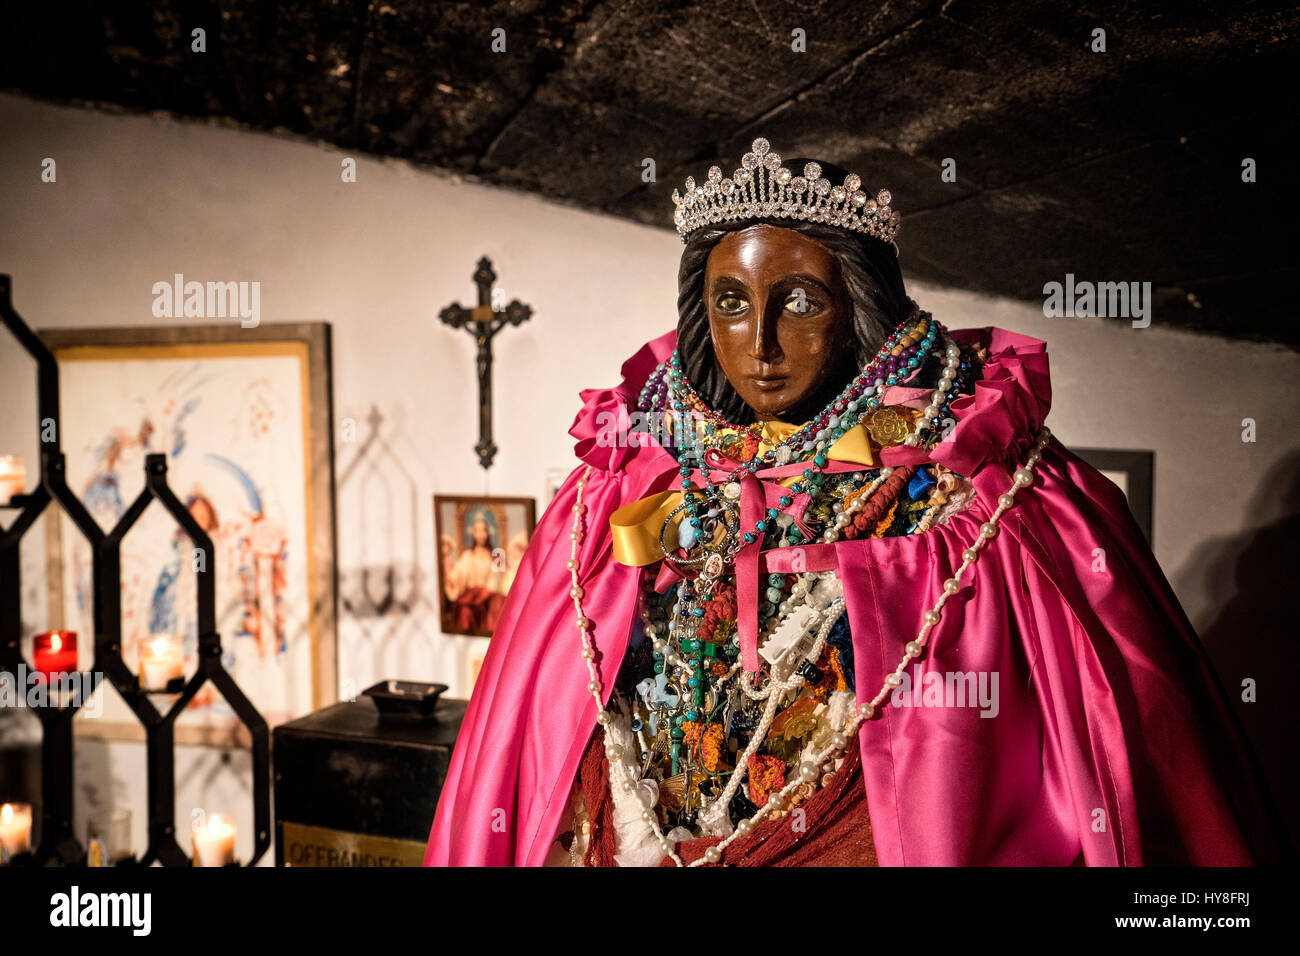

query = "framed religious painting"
434;494;536;637
1073;448;1155;543
41;322;338;747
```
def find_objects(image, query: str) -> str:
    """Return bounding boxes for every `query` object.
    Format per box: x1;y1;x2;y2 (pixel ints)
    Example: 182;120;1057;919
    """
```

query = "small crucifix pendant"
438;256;533;469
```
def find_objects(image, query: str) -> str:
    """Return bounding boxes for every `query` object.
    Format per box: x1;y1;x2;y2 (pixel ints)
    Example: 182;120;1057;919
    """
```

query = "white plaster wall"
1;94;1295;859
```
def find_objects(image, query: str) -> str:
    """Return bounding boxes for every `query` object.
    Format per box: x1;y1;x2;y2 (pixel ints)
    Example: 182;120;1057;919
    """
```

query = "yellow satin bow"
609;419;876;567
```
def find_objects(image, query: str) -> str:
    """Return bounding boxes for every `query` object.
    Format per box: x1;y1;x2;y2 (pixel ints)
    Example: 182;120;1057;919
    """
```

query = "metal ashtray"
361;680;448;721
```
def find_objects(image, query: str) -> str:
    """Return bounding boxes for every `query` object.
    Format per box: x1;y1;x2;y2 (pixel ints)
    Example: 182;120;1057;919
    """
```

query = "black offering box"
273;681;465;866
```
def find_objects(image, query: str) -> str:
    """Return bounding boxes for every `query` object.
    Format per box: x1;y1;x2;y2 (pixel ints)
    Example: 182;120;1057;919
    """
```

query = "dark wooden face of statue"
705;224;854;421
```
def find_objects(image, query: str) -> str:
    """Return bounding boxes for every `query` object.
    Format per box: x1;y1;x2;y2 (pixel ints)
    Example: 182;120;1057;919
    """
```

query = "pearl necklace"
568;415;1051;866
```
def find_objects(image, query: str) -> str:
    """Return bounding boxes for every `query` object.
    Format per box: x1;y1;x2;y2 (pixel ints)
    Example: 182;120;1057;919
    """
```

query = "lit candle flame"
199;813;233;836
1;804;13;825
50;634;62;653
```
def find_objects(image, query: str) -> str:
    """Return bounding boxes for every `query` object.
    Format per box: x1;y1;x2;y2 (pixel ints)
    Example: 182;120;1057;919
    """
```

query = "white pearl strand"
902;339;963;447
567;426;1052;866
567;472;688;867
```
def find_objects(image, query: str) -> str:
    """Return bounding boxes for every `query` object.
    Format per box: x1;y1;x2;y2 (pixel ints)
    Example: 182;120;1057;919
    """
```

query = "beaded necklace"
617;332;952;837
642;310;963;575
567;321;1052;865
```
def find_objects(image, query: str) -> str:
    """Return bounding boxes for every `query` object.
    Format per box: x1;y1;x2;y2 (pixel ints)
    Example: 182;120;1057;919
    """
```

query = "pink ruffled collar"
569;327;1051;479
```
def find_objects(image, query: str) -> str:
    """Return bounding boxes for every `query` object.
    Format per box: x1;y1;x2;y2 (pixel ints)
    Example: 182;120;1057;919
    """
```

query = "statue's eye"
716;294;747;314
784;290;821;315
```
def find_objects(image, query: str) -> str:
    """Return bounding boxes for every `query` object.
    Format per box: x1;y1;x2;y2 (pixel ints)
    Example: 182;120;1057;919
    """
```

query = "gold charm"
768;696;817;739
659;773;703;814
866;406;913;446
781;711;819;742
717;432;748;461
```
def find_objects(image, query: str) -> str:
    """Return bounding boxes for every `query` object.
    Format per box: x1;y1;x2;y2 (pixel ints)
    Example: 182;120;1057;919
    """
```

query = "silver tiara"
672;137;900;244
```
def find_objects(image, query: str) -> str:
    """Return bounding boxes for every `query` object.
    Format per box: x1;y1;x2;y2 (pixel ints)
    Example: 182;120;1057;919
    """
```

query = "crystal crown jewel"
671;137;900;244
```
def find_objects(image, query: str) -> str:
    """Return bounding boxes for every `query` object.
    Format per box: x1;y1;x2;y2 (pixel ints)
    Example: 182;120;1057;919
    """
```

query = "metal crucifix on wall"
438;256;533;469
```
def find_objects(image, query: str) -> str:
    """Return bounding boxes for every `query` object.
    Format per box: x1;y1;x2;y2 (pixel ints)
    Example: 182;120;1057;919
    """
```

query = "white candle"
0;803;32;860
0;456;23;507
192;814;236;866
138;635;183;691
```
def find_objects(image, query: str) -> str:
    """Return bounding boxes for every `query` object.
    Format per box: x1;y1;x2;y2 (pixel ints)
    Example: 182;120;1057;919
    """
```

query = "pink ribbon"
652;457;864;672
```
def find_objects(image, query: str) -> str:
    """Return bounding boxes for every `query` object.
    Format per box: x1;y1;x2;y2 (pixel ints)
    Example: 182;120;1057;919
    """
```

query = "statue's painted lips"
750;377;788;391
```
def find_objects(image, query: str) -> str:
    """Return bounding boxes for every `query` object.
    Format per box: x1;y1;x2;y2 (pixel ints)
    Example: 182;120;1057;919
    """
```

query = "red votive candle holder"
32;630;78;681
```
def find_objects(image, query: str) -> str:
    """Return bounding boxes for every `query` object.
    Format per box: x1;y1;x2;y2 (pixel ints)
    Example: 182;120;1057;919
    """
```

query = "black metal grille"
0;274;271;866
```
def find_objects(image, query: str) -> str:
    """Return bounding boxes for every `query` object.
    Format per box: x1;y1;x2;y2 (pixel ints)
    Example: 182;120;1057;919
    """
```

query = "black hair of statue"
675;160;911;424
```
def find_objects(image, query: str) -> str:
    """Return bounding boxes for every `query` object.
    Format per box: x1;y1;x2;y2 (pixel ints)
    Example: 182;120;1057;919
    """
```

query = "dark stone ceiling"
2;1;1296;345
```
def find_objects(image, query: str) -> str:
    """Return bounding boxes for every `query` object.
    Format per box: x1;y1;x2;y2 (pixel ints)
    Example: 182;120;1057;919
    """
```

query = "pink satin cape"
424;327;1277;866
